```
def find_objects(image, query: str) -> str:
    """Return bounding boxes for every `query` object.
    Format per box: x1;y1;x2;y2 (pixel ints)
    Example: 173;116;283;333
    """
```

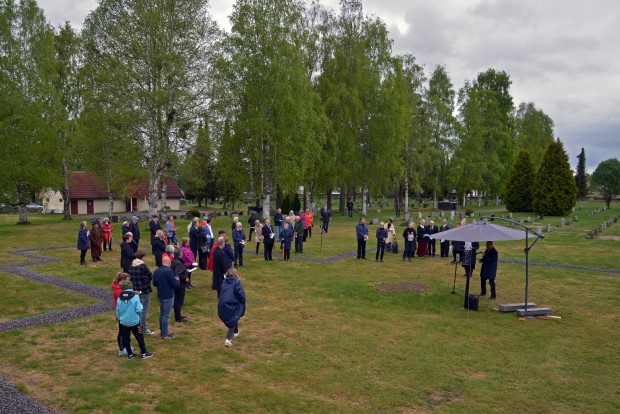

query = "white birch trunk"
404;175;409;214
262;192;271;220
361;187;368;216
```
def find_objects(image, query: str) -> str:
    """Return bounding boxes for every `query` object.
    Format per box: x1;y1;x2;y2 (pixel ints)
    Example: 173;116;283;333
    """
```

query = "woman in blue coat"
77;221;90;265
479;241;498;299
218;268;246;347
280;222;293;261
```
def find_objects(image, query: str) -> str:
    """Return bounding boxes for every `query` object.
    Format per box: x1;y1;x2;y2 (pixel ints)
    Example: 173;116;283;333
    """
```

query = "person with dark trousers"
439;219;450;258
451;222;465;263
218;267;246;347
188;217;199;259
149;215;162;254
356;217;369;259
128;250;154;335
479;241;498;299
320;205;332;233
248;212;259;241
416;219;429;257
402;222;416;262
375;222;388;262
152;230;167;268
294;216;304;253
346;200;354;217
462;241;480;278
427;220;439;257
232;222;246;267
262;218;275;261
129;216;141;248
196;226;209;270
153;256;179;339
77;221;90;265
171;249;190;322
120;232;137;272
274;208;284;242
395;200;401;218
281;222;293;260
219;231;235;270
211;237;228;298
116;279;153;359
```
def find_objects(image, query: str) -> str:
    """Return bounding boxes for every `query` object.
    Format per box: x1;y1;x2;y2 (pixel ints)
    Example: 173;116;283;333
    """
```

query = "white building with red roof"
42;171;184;214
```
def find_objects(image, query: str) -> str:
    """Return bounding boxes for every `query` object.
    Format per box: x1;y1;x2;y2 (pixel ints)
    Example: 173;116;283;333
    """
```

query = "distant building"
42;171;184;214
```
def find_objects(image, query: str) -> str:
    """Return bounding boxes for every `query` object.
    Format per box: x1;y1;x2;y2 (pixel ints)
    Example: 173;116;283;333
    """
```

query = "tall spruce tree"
505;150;535;212
533;139;577;216
575;147;588;200
515;102;554;168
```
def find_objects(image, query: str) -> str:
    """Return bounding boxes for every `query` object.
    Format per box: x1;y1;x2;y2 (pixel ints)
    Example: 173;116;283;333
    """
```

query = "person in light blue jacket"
116;280;153;360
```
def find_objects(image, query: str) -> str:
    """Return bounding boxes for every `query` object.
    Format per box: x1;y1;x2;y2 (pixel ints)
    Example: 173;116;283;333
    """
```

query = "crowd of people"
79;206;498;359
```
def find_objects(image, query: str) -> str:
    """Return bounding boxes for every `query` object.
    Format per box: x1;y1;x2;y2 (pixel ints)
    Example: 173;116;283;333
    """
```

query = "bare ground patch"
598;236;620;241
377;281;428;295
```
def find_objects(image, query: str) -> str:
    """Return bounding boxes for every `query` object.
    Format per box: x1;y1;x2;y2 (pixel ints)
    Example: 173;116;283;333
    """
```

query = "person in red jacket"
111;272;131;356
102;217;114;252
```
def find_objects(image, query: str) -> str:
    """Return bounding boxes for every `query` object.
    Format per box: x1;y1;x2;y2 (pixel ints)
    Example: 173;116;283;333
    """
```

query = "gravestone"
450;211;455;220
574;216;579;222
537;226;542;234
509;213;513;219
430;211;435;218
371;218;379;225
572;207;575;212
440;211;445;218
527;217;531;223
602;222;607;230
418;212;422;219
404;212;410;221
546;224;551;233
519;218;524;224
516;307;552;317
560;218;564;226
459;212;464;220
567;218;572;225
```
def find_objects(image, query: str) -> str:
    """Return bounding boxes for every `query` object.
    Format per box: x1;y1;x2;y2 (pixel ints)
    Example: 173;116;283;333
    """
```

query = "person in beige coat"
385;218;397;251
254;220;264;254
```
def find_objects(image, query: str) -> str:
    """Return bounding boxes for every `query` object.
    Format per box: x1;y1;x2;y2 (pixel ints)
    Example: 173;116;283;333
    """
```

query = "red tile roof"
68;172;184;200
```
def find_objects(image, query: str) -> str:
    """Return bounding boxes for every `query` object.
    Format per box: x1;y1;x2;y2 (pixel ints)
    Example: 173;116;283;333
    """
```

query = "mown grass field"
0;202;618;413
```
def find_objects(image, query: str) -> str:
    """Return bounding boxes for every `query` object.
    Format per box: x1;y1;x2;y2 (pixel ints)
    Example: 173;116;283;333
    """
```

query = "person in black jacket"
171;249;190;322
189;217;199;258
248;212;259;241
402;222;416;262
196;225;209;270
262;218;275;261
451;222;465;263
129;216;141;247
416;219;429;257
439;219;450;258
149;215;162;250
320;205;332;233
375;222;388;262
152;257;179;339
212;237;228;297
152;230;167;268
427;220;439;257
120;232;137;272
128;250;154;335
479;241;498;299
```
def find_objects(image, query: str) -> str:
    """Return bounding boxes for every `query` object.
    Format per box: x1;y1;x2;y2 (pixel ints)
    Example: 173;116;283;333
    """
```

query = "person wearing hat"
129;216;141;248
89;220;103;262
376;222;388;262
116;279;153;359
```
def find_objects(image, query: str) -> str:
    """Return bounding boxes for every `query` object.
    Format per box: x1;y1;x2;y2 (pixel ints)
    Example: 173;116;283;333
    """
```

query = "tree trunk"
161;179;168;216
309;180;316;213
462;192;466;208
477;190;482;207
275;186;282;209
339;187;345;213
495;195;500;205
404;175;409;214
61;157;71;220
433;189;438;210
361;187;368;216
148;174;161;216
262;192;271;220
303;186;308;211
326;188;332;210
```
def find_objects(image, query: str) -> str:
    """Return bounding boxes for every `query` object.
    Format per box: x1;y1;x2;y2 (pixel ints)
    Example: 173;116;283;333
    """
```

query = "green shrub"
186;209;200;218
505;149;535;212
292;193;301;213
281;194;292;214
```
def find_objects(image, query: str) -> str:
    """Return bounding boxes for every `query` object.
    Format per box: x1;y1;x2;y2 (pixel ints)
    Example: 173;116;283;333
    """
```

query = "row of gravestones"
586;216;617;239
590;207;606;216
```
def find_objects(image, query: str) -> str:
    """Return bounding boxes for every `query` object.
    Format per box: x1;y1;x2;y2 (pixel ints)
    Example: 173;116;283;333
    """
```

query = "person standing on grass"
304;209;313;240
427;220;439;257
89;220;103;262
347;200;354;217
102;217;114;252
171;249;190;323
294;216;304;253
218;267;246;347
129;216;141;248
128;250;154;335
439;219;450;258
262;218;275;261
376;222;388;262
153;256;179;339
196;226;209;270
479;241;498;299
281;222;293;261
385;218;396;252
116;279;153;359
211;237;228;298
356;217;369;259
149;215;162;253
274;208;284;242
232;222;246;267
254;220;264;254
165;215;178;246
320;205;332;233
152;230;167;268
189;217;199;259
111;272;130;356
451;222;465;264
402;222;416;262
416;219;429;257
77;221;89;265
120;232;137;272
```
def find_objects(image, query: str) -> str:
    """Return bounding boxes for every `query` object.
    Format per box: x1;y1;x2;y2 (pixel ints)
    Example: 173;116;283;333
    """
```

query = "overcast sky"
38;0;619;171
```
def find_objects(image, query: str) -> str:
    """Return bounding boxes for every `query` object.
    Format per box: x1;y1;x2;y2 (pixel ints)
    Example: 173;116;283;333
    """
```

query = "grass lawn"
0;202;618;413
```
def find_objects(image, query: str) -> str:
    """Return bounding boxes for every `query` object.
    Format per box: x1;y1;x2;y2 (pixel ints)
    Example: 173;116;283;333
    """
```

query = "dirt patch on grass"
377;282;428;295
598;236;620;241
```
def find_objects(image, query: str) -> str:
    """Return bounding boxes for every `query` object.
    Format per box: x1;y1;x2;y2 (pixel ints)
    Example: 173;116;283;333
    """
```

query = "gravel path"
0;377;62;414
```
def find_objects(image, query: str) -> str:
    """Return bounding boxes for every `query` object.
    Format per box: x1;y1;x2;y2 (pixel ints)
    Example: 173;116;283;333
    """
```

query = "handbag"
391;241;399;253
199;245;209;254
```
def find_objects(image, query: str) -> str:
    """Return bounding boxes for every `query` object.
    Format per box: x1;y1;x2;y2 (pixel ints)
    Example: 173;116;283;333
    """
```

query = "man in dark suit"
439;219;451;258
427;220;439;257
149;215;162;254
479;241;498;299
262;218;275;261
129;216;141;248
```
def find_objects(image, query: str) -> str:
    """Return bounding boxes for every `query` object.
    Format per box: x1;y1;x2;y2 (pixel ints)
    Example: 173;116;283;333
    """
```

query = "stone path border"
0;244;618;413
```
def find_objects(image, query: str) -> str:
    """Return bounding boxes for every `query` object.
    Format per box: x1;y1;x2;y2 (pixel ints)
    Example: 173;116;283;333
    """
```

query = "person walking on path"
102;217;114;252
77;221;89;265
153;256;179;339
116;279;153;359
218;267;246;347
128;250;154;335
479;241;498;299
356;217;369;259
376;222;388;262
402;222;416;262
